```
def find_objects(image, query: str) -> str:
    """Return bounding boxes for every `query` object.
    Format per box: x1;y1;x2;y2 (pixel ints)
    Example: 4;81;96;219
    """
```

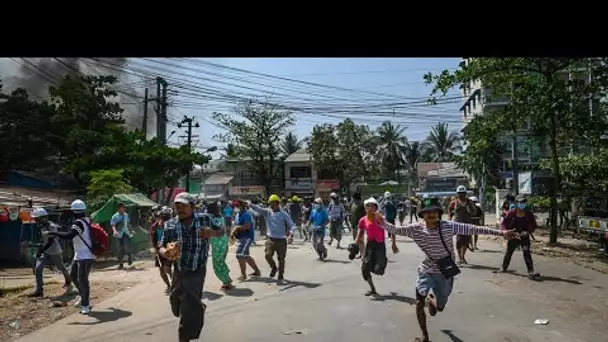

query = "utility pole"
142;87;149;137
511;134;519;195
179;116;200;193
155;77;168;203
160;79;168;145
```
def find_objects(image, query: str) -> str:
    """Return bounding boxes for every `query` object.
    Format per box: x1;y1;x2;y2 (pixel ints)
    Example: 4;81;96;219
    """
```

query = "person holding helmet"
355;197;398;296
447;186;477;264
374;197;518;342
495;194;540;279
150;206;174;294
44;199;96;314
468;196;484;251
29;208;72;298
309;197;329;260
248;194;295;282
159;192;224;342
231;200;262;281
327;192;346;249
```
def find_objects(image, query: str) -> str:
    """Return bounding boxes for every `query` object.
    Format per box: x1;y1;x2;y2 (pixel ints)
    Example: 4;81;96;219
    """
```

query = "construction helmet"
268;194;281;203
71;199;87;212
30;207;49;218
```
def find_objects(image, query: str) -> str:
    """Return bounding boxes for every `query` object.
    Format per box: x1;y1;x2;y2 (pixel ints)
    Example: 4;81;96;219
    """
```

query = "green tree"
213;100;295;195
280;132;302;159
424;122;461;162
85;168;133;212
425;58;608;243
221;143;241;159
376;121;407;181
403;141;427;190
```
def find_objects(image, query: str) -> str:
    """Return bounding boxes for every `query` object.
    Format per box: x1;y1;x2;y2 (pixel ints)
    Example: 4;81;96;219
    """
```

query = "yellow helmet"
292;195;299;202
268;194;281;203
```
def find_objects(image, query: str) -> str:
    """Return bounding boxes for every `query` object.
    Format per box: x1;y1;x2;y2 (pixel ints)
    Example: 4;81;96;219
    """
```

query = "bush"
527;196;551;212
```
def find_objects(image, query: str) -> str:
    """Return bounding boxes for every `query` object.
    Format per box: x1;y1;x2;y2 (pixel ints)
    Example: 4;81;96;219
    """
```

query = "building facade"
283;149;316;198
224;158;282;199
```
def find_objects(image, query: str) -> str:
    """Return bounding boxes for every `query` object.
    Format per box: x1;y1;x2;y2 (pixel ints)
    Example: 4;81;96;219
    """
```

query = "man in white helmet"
44;199;95;314
29;207;72;298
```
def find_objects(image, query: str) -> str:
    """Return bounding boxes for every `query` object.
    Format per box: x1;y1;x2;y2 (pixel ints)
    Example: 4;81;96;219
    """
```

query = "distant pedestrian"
468;196;483;251
381;191;397;244
447;186;477;264
206;202;234;290
111;203;134;270
159;192;224;342
29;207;72;298
327;192;345;249
309;197;329;260
150;206;173;294
232;200;261;281
223;201;234;227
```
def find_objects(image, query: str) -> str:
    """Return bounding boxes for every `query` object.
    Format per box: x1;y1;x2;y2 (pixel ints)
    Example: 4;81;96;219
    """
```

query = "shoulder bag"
422;222;461;279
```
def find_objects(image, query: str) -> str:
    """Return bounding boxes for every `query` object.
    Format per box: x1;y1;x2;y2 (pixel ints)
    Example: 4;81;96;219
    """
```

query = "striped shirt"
161;213;220;271
381;220;504;274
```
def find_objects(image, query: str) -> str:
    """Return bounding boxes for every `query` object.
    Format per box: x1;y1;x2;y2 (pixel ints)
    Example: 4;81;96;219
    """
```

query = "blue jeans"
415;270;454;310
117;234;132;265
311;228;326;254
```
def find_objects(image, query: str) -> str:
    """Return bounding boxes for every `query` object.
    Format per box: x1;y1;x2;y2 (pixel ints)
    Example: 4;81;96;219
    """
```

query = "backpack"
76;219;110;257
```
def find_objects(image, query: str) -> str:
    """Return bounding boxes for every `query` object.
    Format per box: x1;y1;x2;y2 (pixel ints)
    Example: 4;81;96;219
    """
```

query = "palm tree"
221;143;241;160
403;141;427;190
425;122;462;162
376;121;408;180
280;132;302;159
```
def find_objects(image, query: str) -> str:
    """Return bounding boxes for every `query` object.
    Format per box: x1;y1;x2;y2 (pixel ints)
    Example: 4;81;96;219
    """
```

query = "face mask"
235;208;240;213
516;203;526;209
313;204;320;209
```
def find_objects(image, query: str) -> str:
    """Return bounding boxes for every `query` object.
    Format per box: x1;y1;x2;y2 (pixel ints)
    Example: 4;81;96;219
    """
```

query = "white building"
283;149;316;198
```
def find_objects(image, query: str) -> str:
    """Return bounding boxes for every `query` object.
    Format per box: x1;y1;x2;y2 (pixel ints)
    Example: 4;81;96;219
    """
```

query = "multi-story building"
223;158;282;199
283;149;316;198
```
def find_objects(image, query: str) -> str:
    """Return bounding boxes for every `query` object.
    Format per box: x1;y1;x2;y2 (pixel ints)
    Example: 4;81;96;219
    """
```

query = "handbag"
436;224;461;279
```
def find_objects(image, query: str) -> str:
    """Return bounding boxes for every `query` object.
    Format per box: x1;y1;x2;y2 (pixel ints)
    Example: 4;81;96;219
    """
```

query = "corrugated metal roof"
0;186;81;208
285;149;311;163
204;174;234;185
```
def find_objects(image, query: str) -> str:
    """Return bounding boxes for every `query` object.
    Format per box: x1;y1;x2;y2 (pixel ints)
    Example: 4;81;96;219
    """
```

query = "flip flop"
413;337;429;342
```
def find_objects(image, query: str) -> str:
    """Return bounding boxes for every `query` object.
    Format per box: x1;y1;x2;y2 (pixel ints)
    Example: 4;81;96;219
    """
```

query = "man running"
447;186;477;264
150;206;173;294
327;192;345;249
309;197;329;260
232;200;261;281
159;192;224;342
110;203;135;270
29;208;72;298
248;195;295;282
45;200;96;314
355;198;398;296
376;197;518;342
495;195;541;279
288;196;306;241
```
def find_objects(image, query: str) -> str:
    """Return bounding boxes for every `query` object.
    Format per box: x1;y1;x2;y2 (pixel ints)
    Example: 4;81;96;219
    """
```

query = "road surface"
14;234;608;342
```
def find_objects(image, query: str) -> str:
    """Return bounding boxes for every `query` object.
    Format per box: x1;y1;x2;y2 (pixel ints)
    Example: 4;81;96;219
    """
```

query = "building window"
290;166;311;179
238;169;256;180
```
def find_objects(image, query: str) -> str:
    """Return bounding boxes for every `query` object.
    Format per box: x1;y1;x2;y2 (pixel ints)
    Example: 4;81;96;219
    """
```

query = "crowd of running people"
27;186;538;342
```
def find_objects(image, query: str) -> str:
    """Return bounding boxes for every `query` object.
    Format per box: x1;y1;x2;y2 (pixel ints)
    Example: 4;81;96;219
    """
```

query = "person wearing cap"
159;192;224;342
44;199;96;314
495;194;540;279
248;194;295;282
327;192;346;249
375;197;518;342
29;207;72;298
447;186;477;264
288;195;307;241
110;202;135;270
231;200;261;281
309;197;329;260
468;196;484;251
349;193;366;246
301;197;313;241
150;206;174;294
355;197;399;296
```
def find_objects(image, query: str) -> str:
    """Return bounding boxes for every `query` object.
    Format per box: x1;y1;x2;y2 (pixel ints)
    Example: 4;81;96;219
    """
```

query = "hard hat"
292;195;299;202
268;194;281;203
30;207;48;218
314;197;323;204
470;196;479;202
384;191;392;198
364;197;379;206
71;199;87;211
330;192;338;198
456;185;467;193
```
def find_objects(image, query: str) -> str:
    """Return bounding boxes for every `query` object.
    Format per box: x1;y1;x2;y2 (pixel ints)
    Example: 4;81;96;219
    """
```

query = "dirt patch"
482;230;608;274
0;281;136;342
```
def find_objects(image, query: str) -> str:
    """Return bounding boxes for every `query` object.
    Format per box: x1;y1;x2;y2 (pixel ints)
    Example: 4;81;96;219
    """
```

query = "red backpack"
77;219;110;257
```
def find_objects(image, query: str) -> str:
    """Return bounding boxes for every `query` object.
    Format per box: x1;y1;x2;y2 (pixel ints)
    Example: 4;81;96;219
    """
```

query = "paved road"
15;234;608;342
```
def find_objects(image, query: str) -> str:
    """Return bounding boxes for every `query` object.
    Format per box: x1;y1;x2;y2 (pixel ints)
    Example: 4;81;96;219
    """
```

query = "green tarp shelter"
90;193;158;223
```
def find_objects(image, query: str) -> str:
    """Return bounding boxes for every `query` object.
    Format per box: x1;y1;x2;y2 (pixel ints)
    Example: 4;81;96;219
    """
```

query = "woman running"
207;202;234;290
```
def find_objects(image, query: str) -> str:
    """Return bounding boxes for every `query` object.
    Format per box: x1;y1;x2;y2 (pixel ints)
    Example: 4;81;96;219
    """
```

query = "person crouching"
354;197;399;296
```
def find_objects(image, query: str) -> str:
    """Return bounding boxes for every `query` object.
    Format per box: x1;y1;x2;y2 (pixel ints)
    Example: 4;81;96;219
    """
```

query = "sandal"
237;275;247;281
529;272;540;280
493;268;507;273
249;271;261;277
220;284;233;291
413;337;430;342
364;290;378;296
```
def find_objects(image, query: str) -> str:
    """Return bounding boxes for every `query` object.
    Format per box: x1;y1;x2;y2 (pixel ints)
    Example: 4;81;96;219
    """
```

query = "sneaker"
118;264;124;270
127;258;133;266
269;268;277;278
74;296;81;307
80;305;91;314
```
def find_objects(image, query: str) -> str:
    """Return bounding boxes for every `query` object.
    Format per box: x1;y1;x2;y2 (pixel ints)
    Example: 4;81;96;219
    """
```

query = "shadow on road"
203;291;224;301
372;292;416;305
248;277;321;292
511;273;583;284
441;329;465;342
68;307;132;325
225;287;254;297
466;264;500;272
323;259;351;264
475;249;503;254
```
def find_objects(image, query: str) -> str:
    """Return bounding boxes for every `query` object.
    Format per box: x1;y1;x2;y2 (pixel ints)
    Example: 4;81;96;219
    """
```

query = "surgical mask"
235;208;240;213
313;204;320;209
516;203;526;210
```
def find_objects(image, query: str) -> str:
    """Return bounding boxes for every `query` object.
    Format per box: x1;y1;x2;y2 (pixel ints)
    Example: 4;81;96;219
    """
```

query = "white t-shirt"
72;218;96;260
